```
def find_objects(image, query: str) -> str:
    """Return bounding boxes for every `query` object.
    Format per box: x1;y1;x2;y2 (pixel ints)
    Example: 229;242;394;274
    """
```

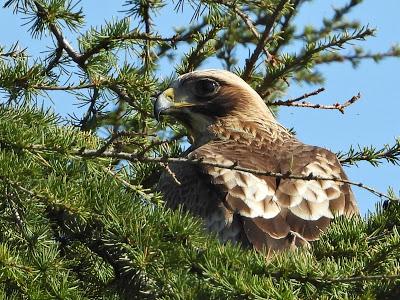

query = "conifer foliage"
1;0;400;299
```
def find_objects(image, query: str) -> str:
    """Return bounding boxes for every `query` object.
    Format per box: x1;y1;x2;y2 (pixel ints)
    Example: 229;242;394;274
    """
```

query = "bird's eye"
193;79;219;98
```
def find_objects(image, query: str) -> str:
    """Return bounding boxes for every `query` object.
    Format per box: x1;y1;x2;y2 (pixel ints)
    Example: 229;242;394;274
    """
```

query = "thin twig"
32;83;98;90
102;166;155;201
160;163;182;186
221;2;272;62
270;90;361;113
44;43;63;75
6;142;395;202
80;87;99;131
242;0;288;81
136;132;185;157
95;131;156;155
319;273;400;284
274;87;325;104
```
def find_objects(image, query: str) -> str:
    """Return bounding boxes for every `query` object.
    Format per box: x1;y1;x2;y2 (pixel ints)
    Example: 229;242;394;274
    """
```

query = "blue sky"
1;0;399;215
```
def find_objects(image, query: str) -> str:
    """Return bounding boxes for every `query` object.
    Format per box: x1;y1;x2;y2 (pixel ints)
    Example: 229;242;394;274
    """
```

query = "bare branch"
270;90;361;113
32;83;98;90
5;141;396;202
160;163;182;186
273;87;325;104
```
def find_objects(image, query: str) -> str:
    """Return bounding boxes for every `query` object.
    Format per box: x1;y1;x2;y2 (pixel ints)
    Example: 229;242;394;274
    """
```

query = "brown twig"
7;142;395;202
270;90;361;113
242;0;288;81
102;166;155;201
95;131;157;155
221;2;273;62
273;87;325;104
160;163;182;186
32;83;98;91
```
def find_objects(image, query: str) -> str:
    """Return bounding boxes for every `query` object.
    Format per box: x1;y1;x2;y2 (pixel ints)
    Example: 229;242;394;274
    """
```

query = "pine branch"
315;45;400;66
3;141;396;202
219;1;273;64
241;0;289;81
80;31;182;64
0;175;154;298
339;140;400;166
177;25;221;74
31;3;153;119
33;1;83;65
271;271;400;285
258;27;375;96
43;43;64;75
269;0;302;56
0;42;27;59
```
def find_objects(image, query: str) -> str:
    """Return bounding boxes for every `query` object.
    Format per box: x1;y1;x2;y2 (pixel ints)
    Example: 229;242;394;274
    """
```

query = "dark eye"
193;79;219;97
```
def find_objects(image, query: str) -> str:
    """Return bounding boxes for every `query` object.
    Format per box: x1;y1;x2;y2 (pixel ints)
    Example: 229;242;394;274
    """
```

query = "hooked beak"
153;87;194;121
154;88;174;121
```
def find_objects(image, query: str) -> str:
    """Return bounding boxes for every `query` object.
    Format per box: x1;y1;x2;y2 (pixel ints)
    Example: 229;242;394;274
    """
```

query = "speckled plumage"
155;69;358;253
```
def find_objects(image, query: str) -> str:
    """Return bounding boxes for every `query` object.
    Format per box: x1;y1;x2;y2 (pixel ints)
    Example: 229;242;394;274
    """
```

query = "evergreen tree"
1;0;400;298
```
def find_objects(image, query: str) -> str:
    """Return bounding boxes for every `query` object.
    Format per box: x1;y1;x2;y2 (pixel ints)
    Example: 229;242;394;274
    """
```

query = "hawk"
154;69;358;252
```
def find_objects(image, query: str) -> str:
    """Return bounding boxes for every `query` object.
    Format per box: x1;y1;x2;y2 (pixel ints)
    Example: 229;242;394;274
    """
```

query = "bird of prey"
154;69;358;252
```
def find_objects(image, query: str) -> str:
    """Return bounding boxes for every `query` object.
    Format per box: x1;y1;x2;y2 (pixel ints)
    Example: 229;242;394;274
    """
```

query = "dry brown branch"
274;87;326;104
7;142;395;202
160;163;182;186
241;0;288;81
221;2;273;62
270;89;361;113
32;83;98;91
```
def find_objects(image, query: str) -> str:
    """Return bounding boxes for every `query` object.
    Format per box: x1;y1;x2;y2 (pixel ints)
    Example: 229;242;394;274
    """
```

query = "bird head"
154;69;277;143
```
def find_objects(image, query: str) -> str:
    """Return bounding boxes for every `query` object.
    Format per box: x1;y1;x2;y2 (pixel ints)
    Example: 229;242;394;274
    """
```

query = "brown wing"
189;139;358;252
157;160;250;246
